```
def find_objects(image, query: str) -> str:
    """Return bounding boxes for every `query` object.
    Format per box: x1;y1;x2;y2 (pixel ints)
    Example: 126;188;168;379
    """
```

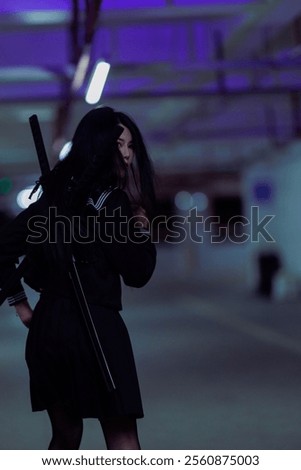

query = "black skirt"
25;291;143;421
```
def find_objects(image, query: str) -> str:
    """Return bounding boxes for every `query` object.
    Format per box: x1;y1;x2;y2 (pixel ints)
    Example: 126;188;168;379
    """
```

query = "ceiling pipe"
52;0;103;162
290;91;301;138
0;5;246;32
4;85;301;104
213;30;226;93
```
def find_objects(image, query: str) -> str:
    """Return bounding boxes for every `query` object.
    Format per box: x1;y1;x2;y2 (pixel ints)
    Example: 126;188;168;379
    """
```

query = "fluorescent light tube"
85;61;110;104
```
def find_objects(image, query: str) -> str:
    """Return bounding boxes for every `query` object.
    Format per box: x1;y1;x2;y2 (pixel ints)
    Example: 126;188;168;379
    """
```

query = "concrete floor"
0;245;301;449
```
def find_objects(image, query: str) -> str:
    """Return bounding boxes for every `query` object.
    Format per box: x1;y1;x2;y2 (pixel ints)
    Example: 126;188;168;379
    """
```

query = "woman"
0;106;156;450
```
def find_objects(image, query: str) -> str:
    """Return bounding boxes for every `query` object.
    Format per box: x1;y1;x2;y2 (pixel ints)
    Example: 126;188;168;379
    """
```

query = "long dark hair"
41;106;156;216
116;110;156;218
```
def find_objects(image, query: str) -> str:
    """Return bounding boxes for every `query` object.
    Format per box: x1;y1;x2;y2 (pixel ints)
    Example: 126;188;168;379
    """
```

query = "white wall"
169;141;301;293
242;141;301;291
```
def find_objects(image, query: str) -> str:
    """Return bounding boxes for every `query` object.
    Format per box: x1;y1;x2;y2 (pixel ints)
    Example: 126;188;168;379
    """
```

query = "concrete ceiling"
1;0;301;210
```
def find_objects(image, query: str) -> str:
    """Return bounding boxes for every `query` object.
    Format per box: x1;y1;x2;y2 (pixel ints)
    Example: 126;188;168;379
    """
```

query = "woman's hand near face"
132;205;149;230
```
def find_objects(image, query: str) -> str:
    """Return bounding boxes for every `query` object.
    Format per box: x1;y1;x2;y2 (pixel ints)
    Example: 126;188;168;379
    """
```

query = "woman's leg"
101;417;141;450
47;403;83;450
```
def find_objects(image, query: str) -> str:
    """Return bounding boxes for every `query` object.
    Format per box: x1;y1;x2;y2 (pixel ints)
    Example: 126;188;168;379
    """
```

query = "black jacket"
0;188;156;310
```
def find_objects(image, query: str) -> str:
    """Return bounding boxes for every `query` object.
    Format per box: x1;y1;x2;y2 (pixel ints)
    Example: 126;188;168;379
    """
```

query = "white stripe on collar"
87;188;116;210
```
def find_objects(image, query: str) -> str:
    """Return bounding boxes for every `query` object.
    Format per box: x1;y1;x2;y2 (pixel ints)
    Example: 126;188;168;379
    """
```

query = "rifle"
0;115;49;306
1;115;116;393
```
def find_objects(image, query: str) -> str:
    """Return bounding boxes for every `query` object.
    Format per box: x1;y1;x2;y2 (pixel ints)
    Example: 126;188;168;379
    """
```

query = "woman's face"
117;125;134;166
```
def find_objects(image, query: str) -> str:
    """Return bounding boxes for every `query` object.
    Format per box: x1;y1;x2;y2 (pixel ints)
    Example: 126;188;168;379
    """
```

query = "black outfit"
0;188;156;420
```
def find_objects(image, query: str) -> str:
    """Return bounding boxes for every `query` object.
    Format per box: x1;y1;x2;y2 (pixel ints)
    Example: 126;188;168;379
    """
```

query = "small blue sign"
253;181;273;202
